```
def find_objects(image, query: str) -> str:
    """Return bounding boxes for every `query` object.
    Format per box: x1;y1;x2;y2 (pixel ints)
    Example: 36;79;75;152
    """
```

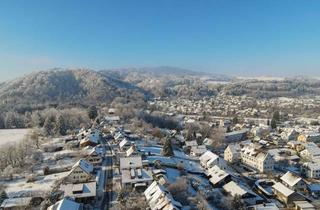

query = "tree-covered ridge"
0;69;150;112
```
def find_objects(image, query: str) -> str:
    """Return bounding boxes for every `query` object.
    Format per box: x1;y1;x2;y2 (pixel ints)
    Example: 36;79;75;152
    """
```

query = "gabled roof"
119;138;130;149
47;198;81;210
185;140;198;147
223;181;248;197
144;181;182;210
272;182;294;197
199;151;219;165
280;171;303;187
72;159;93;174
61;182;96;198
208;165;230;185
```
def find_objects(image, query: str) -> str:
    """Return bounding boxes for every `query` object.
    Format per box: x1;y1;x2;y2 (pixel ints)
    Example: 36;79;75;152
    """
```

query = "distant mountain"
0;69;150;112
0;67;233;112
100;66;232;98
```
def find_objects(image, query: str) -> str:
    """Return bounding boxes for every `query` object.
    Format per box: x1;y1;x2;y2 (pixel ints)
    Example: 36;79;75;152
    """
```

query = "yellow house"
297;134;307;143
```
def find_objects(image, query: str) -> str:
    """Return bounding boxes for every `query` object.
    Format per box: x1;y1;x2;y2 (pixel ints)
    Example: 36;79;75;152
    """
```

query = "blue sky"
0;0;320;81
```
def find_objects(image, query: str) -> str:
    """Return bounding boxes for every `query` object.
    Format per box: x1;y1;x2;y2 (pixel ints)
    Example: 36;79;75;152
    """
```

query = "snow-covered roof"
185;140;198;147
208;165;229;185
61;182;96;198
126;145;136;157
144;181;182;210
280;171;302;187
272;182;294;197
247;203;279;210
120;156;142;170
199;151;219;165
47;198;81;210
0;197;32;208
72;159;93;174
223;181;248;197
119;138;130;149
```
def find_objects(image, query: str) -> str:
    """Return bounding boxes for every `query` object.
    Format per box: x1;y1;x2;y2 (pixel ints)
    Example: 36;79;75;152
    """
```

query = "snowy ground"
0;129;31;147
3;171;69;198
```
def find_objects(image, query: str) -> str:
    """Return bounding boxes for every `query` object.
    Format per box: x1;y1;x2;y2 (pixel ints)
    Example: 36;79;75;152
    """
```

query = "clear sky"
0;0;320;81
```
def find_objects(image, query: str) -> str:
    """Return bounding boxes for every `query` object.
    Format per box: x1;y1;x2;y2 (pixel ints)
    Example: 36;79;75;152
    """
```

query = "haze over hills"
1;66;320;113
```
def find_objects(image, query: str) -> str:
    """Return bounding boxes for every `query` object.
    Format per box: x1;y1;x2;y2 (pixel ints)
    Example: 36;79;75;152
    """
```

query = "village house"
301;162;320;178
79;129;101;148
119;138;131;151
126;144;138;157
120;156;153;190
207;165;232;187
47;198;82;210
190;145;207;157
247;203;279;210
225;129;248;143
144;181;182;210
272;182;305;206
298;132;320;143
223;181;262;205
66;159;94;184
60;182;96;203
280;171;306;192
240;145;274;173
85;146;104;167
200;151;226;170
299;143;320;161
224;144;241;163
281;128;299;141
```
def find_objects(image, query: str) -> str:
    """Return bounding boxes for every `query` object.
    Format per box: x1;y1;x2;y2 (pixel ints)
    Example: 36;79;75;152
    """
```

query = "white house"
199;151;221;169
223;181;261;205
280;171;306;192
120;156;153;189
144;181;182;210
241;146;274;173
300;143;320;161
302;162;320;178
224;144;241;163
66;159;94;183
207;165;231;187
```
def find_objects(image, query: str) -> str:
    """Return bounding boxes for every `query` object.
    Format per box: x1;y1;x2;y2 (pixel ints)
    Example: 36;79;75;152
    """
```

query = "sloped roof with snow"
272;182;294;197
208;165;230;185
72;159;93;174
47;198;81;210
199;151;219;164
280;171;303;187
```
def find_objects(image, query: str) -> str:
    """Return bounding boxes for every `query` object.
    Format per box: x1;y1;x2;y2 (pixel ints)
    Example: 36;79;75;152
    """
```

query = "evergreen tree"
43;116;55;136
88;106;98;120
232;116;239;124
0;190;7;206
55;115;67;135
271;118;277;129
162;137;174;157
272;111;280;122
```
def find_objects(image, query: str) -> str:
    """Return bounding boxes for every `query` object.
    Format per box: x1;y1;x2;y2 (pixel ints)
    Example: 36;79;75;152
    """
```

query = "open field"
0;129;31;147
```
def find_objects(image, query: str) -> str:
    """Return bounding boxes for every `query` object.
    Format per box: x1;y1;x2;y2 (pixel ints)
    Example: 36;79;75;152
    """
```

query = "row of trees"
0;130;43;177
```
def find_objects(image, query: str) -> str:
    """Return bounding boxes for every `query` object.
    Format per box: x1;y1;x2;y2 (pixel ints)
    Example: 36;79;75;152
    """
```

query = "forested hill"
0;69;150;112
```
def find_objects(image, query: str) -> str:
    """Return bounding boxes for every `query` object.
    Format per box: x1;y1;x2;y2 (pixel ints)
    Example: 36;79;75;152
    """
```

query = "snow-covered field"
4;171;69;198
0;129;31;147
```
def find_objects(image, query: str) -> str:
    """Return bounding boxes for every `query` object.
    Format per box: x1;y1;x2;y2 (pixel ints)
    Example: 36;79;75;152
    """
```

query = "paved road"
100;142;113;210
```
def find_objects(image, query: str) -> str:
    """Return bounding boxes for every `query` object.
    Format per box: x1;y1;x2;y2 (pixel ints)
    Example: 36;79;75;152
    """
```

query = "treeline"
138;111;181;130
0;108;90;135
